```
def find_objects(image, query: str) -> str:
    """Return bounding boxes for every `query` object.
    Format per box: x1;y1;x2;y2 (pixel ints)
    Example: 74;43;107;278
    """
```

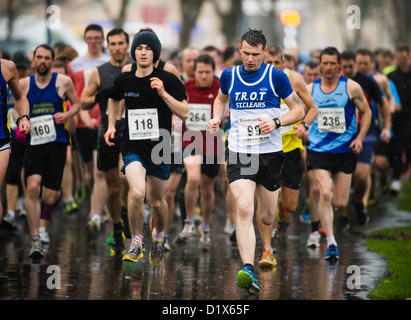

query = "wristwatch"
302;121;310;130
273;118;281;129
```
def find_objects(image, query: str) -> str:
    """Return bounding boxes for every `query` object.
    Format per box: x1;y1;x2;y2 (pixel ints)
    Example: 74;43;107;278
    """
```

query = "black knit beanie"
130;31;161;63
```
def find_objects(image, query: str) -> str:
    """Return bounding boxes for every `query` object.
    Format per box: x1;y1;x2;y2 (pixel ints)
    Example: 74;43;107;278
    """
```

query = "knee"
26;182;41;199
107;183;120;199
320;189;333;205
260;211;275;225
186;174;200;188
129;187;145;204
237;200;253;220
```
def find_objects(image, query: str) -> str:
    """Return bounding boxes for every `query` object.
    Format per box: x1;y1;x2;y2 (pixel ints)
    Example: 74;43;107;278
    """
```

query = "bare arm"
208;89;229;132
348;79;372;153
150;77;189;120
104;98;121;146
259;91;305;134
80;67;100;110
5;60;31;135
290;71;318;138
53;75;80;125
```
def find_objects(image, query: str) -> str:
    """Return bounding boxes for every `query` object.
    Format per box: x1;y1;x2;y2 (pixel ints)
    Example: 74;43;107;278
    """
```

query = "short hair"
355;48;374;60
396;43;410;55
106;27;129;44
341;50;356;62
267;45;284;60
84;24;104;38
319;47;341;63
222;45;237;63
305;59;319;69
240;28;267;49
194;54;215;71
33;44;55;60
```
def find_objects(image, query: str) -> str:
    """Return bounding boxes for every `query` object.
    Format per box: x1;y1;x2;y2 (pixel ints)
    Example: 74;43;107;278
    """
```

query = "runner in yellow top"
257;45;318;267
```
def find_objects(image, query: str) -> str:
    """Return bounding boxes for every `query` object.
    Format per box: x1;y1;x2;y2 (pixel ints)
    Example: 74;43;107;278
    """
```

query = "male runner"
208;29;304;293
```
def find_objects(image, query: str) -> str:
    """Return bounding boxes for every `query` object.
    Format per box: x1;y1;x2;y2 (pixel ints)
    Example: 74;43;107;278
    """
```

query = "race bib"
238;115;271;146
128;108;159;140
279;103;293;135
318;107;346;133
30;115;57;145
186;103;211;130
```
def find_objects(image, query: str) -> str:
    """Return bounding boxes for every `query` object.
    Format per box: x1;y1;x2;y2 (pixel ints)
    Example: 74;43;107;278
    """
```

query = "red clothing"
182;78;220;156
68;59;106;129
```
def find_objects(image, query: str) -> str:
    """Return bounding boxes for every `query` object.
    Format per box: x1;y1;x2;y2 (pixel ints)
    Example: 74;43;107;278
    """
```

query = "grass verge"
366;179;411;300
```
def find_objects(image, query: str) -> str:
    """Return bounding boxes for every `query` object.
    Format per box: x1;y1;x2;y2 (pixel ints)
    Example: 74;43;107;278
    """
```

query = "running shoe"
65;200;79;214
306;231;321;248
149;230;166;266
324;244;339;261
199;226;211;249
176;219;195;242
1;211;17;230
123;241;145;262
276;204;290;224
258;249;277;268
29;235;44;260
338;216;349;232
87;215;101;237
39;226;50;244
354;202;369;226
164;235;172;251
111;229;125;255
236;265;260;294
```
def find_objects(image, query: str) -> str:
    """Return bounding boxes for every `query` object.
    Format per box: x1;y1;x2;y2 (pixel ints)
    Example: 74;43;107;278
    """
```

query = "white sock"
326;236;337;247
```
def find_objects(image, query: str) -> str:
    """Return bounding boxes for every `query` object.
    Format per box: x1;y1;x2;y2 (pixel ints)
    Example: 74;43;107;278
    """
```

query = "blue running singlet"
220;63;293;154
26;72;68;146
308;76;357;153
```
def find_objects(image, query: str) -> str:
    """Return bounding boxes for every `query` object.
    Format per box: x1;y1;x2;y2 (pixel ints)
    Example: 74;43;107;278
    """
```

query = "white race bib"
186;103;211;130
127;108;159;140
30;115;57;145
238;115;271;146
318;107;346;133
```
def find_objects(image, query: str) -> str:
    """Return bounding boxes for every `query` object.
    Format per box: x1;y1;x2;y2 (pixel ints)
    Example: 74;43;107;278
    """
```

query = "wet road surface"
1;187;410;301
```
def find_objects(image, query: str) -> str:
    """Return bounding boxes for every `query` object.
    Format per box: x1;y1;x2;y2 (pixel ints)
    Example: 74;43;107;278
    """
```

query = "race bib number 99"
30;115;57;146
238;115;271;146
318;107;346;133
128;108;159;140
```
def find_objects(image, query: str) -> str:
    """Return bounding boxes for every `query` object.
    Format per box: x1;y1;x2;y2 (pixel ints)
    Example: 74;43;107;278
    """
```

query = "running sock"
132;234;144;244
91;214;101;222
326;236;337;247
201;223;210;231
243;263;254;272
311;220;320;233
187;216;195;223
153;229;164;241
7;210;15;219
113;222;122;232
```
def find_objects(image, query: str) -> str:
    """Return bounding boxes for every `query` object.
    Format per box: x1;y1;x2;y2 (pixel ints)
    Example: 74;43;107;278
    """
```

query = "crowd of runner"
0;24;410;294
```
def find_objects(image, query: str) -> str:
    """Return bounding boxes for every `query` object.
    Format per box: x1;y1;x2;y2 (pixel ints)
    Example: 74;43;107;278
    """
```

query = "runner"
176;54;222;249
257;45;318;265
208;29;305;293
105;30;188;266
81;28;131;254
306;47;371;261
20;44;80;260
